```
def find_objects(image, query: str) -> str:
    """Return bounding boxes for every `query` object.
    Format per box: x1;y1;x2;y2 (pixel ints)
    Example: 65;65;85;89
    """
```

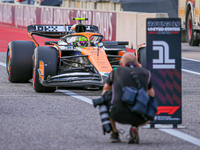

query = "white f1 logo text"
152;41;175;69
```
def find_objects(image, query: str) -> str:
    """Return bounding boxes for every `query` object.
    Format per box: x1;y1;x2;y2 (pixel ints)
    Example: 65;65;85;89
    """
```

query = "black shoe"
110;132;121;143
128;126;139;144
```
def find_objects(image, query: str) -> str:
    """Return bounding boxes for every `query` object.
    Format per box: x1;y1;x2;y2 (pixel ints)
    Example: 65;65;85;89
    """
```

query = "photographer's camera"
92;95;113;135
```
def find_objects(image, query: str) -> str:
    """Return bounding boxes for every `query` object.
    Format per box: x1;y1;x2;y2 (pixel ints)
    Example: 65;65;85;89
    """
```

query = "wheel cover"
189;18;192;39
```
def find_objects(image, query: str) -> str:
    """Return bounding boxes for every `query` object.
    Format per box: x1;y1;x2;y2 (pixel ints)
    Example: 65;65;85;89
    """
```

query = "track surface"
0;25;200;150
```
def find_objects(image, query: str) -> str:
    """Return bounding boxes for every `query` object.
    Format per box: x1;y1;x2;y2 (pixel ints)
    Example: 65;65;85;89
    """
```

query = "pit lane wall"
0;3;168;49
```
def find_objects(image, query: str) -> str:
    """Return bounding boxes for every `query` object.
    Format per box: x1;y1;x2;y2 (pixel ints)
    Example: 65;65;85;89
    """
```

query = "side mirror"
99;42;103;47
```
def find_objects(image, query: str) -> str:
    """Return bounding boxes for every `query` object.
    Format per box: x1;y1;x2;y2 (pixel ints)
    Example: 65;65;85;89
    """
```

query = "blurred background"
0;0;178;18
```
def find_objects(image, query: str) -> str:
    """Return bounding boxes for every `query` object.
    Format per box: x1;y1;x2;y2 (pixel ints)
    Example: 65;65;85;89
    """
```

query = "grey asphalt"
0;43;200;150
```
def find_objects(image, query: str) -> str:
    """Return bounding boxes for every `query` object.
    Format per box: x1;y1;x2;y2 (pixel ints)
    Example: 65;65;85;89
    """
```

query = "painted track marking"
58;89;93;105
0;62;6;67
182;57;200;62
182;69;200;75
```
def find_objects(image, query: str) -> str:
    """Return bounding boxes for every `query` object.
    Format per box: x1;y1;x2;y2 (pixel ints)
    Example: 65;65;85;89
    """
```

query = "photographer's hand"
148;87;155;97
102;83;112;95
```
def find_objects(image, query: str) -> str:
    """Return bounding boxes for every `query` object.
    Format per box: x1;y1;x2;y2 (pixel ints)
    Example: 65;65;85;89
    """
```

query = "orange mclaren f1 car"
6;18;128;92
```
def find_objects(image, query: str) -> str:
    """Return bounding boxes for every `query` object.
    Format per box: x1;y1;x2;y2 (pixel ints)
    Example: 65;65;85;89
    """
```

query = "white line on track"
1;59;200;147
160;129;200;147
58;89;93;105
182;57;200;62
182;69;200;75
0;62;6;67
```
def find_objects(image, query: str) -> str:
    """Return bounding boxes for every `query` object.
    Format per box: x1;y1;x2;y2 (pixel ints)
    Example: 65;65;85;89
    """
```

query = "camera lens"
99;105;113;134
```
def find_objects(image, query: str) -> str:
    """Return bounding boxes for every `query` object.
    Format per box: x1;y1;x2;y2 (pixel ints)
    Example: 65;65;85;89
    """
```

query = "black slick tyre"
33;46;58;93
186;11;199;46
6;41;35;83
138;47;146;68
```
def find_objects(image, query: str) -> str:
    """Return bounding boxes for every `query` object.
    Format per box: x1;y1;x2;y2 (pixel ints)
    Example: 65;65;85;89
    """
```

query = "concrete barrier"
116;12;168;49
116;11;137;49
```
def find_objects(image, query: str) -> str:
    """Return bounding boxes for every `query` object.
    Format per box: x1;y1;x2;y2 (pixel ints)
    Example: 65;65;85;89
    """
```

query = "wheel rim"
189;18;192;39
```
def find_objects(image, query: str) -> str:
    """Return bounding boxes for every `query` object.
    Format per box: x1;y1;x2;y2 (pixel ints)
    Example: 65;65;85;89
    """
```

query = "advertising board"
146;18;182;125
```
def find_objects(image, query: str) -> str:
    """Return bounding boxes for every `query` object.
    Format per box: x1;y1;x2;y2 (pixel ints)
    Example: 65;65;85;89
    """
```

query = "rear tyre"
138;47;146;68
186;11;199;46
6;41;35;83
33;46;58;93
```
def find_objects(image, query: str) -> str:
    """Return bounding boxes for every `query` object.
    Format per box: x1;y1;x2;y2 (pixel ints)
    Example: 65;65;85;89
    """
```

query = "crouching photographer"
93;52;157;144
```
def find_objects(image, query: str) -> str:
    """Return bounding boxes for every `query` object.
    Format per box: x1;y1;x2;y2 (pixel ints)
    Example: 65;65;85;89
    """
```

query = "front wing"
40;72;106;88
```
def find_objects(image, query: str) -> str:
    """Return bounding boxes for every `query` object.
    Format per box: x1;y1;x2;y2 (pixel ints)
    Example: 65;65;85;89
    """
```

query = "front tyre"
6;41;35;83
33;46;58;93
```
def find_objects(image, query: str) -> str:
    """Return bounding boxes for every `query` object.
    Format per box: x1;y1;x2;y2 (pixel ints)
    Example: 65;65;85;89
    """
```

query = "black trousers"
104;90;147;127
109;103;147;127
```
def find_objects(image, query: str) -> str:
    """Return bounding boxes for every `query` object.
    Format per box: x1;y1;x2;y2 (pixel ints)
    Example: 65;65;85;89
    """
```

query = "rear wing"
27;25;99;39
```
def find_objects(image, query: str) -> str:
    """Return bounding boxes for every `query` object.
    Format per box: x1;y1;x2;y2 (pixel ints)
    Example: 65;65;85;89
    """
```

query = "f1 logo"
152;41;175;69
156;106;180;115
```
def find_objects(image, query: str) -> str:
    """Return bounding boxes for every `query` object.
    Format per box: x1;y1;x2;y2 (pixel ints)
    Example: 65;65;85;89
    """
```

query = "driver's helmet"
78;36;88;46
